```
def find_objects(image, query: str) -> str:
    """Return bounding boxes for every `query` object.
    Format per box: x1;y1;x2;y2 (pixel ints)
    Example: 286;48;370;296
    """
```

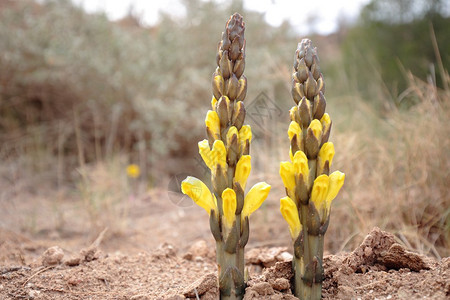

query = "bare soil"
0;188;449;299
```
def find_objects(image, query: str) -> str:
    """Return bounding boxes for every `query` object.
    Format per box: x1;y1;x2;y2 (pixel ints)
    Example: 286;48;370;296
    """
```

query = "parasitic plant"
181;13;271;300
279;39;345;299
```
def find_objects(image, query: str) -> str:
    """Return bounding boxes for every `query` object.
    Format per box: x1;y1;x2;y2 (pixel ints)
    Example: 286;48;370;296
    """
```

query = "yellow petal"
321;113;331;133
317;142;335;174
205;110;220;139
308;119;323;140
280;161;296;198
288;121;302;141
235;155;251;190
311;174;329;211
226;126;238;147
238;125;252;153
222;188;237;229
325;171;345;209
181;176;216;215
280;196;301;239
242;182;271;218
292;150;309;180
198;139;213;169
211;140;227;170
211;96;218;110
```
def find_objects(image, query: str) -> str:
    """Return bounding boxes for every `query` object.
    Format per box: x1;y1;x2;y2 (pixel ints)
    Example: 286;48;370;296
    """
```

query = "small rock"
41;246;64;266
65;256;81;267
182;252;193;261
250;282;274;296
271;278;290;291
188;240;211;258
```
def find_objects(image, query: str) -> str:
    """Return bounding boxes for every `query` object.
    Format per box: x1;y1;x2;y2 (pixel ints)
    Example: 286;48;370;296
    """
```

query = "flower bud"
236;76;247;102
219;50;232;79
212;72;224;100
313;91;326;120
232;101;245;130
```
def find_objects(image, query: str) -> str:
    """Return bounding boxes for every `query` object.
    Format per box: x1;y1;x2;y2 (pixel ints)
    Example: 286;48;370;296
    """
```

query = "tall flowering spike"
182;14;270;299
280;38;345;299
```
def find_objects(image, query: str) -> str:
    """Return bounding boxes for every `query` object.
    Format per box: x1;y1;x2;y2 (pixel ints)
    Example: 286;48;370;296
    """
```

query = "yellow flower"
198;139;213;169
317;142;335;175
310;171;345;220
211;140;227;170
280;161;296;198
222;188;237;229
241;182;271;218
325;171;345;208
235;155;251;190
292;150;309;182
205;110;220;140
126;164;140;178
280;196;301;239
181;176;217;215
238;125;252;154
288;121;302;141
310;174;329;212
308;119;323;140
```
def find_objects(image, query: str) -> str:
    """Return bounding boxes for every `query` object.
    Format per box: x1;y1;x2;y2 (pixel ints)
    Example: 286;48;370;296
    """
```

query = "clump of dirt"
0;227;448;299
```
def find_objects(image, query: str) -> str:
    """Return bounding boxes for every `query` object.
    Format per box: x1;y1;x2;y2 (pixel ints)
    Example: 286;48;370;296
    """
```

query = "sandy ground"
0;188;449;299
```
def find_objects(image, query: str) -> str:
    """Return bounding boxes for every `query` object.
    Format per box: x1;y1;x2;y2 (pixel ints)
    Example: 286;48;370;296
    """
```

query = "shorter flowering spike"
235;155;251;190
280;196;301;239
222;188;237;229
181;176;217;215
241;182;271;218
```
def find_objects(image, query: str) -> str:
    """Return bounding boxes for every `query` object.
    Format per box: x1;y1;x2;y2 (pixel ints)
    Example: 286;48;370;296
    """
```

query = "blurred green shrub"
341;0;450;107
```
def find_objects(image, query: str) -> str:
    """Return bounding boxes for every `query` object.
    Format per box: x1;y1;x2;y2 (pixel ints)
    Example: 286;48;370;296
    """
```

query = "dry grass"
325;73;450;258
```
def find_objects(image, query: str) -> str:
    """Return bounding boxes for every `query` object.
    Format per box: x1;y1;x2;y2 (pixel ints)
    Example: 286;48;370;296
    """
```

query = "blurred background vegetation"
1;0;449;258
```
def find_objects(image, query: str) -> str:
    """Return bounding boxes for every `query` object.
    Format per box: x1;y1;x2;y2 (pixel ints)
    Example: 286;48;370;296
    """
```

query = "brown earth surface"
0;188;449;299
1;225;449;299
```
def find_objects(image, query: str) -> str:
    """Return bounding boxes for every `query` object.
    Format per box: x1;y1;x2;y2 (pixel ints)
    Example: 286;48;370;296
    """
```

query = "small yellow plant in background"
126;164;141;179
